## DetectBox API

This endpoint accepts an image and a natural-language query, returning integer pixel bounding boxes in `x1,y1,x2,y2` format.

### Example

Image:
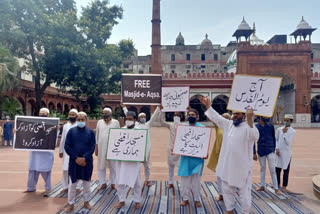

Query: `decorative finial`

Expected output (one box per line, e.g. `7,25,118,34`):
205,33,208,39
302,16,304,21
253,22,256,35
243,16,245,22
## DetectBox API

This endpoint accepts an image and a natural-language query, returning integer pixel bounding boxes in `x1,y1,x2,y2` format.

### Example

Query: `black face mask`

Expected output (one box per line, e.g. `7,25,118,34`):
69,117,76,123
40,115,48,117
188,116,196,124
103,114,111,119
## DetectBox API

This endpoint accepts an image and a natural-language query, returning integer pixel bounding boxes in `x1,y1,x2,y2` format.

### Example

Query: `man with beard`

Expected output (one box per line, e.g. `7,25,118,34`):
200,96,259,214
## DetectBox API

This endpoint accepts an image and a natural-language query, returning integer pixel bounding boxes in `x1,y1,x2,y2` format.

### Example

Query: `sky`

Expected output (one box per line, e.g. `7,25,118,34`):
76,0,320,56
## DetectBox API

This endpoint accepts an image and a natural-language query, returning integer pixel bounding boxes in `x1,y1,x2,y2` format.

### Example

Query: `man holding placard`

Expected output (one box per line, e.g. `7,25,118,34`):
159,105,184,189
58,109,78,194
177,109,206,208
121,103,160,187
201,96,259,214
95,107,120,191
114,111,143,209
64,112,96,213
24,108,56,196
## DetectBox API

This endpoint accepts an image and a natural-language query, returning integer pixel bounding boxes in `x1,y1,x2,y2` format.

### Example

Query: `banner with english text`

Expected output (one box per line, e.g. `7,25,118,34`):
121,74,162,105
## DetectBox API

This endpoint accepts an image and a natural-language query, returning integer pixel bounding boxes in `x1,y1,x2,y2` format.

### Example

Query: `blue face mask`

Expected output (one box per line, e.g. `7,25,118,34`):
77,121,86,128
188,116,196,124
285,122,291,127
233,118,242,127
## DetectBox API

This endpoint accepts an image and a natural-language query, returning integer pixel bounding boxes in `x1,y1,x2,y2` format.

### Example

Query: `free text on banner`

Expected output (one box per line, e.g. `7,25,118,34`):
13,116,59,151
172,125,212,158
161,86,190,112
106,128,148,162
227,74,282,117
121,74,162,105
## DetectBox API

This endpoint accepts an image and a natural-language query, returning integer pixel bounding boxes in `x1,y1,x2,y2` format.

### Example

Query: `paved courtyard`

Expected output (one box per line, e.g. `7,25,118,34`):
0,127,319,213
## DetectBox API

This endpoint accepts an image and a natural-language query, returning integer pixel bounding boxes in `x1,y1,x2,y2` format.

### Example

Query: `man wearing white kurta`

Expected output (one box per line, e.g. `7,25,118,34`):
59,109,78,193
95,107,120,191
122,105,160,186
24,108,57,196
159,108,182,188
275,114,296,193
200,96,259,214
115,111,142,209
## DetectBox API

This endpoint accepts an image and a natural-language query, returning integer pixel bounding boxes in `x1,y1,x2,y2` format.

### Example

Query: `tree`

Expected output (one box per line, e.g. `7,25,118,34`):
0,45,20,94
0,0,78,115
1,97,24,118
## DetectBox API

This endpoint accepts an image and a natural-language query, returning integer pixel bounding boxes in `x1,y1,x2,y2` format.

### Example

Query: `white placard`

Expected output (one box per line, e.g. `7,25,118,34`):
227,75,282,117
106,128,148,162
161,87,190,112
172,125,212,158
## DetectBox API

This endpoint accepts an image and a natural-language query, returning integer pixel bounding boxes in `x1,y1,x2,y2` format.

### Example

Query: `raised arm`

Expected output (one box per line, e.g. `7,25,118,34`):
201,96,229,129
159,111,170,129
147,106,160,127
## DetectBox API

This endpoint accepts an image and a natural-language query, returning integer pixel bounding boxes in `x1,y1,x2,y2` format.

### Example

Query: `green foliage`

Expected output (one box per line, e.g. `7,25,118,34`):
0,0,135,115
1,97,24,118
0,45,20,93
49,110,68,120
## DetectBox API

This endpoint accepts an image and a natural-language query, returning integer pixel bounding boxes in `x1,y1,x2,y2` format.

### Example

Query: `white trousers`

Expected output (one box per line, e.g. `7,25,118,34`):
217,176,222,195
116,175,142,203
168,164,175,184
258,152,279,190
27,170,51,191
143,154,151,181
98,166,116,185
180,173,201,201
62,170,82,190
4,140,12,146
221,172,252,214
68,180,91,205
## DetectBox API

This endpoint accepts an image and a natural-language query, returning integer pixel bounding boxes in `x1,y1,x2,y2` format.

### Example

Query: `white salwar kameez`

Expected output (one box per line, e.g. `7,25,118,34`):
159,112,180,184
59,122,77,190
123,107,160,181
96,119,120,186
275,126,296,170
115,126,143,203
205,107,259,213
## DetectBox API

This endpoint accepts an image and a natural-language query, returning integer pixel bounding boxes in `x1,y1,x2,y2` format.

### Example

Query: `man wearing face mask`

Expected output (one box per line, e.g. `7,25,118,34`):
95,107,120,191
24,108,57,196
58,109,78,194
178,109,206,208
64,112,96,213
115,111,143,209
253,116,280,195
121,103,160,187
200,96,259,214
159,105,184,188
275,114,296,193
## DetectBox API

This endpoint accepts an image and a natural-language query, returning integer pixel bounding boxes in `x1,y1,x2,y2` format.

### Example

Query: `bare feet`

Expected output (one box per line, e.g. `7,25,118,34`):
84,201,92,210
146,181,153,187
135,202,142,209
97,183,107,191
282,186,288,193
23,190,36,193
64,204,74,213
166,184,174,189
215,195,223,201
111,184,116,189
275,189,281,195
255,186,265,191
60,189,68,194
195,201,202,208
225,210,234,214
180,200,189,207
116,201,125,209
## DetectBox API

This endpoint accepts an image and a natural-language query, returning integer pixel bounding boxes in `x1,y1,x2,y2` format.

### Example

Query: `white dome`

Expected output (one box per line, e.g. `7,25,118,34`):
297,16,312,29
237,17,251,30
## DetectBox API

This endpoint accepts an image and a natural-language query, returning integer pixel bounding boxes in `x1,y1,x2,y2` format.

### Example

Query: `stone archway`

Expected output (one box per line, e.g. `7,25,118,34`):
212,95,229,115
48,102,55,112
189,95,206,121
64,104,69,114
311,95,320,122
57,103,63,113
41,101,47,108
17,97,26,115
26,99,36,116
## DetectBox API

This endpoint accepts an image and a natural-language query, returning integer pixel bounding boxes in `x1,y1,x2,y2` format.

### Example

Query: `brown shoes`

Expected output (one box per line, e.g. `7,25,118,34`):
84,201,92,210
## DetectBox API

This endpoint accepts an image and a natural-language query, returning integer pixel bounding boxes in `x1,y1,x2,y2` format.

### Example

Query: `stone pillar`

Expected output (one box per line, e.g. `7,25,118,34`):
151,0,161,74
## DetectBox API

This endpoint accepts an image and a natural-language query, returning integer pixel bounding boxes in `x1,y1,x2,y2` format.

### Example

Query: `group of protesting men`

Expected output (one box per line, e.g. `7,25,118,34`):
21,95,296,214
